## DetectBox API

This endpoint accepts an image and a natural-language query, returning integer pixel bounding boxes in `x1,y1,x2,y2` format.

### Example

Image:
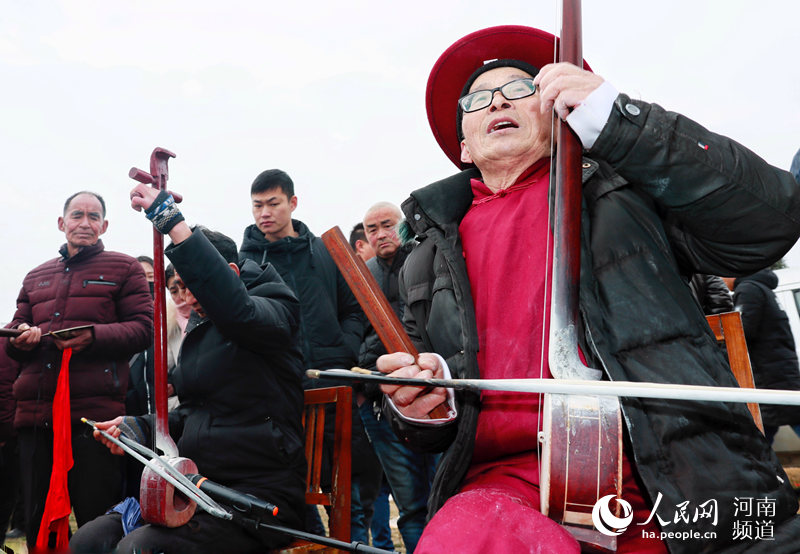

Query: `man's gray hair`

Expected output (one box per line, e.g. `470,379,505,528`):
363,201,403,223
63,191,107,218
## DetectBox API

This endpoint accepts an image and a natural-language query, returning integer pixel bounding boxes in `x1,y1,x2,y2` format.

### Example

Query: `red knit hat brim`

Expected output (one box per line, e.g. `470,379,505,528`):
425,25,591,168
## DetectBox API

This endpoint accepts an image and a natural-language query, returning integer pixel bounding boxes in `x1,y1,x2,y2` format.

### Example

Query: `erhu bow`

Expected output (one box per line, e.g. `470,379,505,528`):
307,369,800,406
129,148,199,527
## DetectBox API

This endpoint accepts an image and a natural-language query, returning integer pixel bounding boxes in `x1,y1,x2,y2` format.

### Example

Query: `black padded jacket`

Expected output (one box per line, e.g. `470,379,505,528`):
239,220,363,374
137,230,306,535
734,269,800,427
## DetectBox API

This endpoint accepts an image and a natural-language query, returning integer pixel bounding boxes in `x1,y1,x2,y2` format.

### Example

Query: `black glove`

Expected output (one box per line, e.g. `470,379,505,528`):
145,190,185,234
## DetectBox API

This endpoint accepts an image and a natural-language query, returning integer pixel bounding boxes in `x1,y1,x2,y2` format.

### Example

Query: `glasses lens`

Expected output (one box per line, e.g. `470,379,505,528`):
501,79,536,100
460,90,492,113
459,79,536,113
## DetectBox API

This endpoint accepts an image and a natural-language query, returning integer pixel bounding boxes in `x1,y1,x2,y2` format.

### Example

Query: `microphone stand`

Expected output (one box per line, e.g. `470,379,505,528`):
193,476,396,554
239,516,395,554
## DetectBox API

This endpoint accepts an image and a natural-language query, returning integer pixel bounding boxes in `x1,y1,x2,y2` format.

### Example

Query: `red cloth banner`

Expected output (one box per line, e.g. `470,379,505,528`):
35,347,74,551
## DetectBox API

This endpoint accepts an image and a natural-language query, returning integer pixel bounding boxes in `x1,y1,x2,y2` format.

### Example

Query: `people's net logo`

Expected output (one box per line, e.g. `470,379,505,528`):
591,494,634,536
590,492,778,543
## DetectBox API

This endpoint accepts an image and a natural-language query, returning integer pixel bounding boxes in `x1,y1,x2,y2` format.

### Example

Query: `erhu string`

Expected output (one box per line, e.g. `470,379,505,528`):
536,2,563,481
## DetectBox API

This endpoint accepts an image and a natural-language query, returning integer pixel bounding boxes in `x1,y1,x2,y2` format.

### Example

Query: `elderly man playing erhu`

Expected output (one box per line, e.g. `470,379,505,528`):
377,25,800,553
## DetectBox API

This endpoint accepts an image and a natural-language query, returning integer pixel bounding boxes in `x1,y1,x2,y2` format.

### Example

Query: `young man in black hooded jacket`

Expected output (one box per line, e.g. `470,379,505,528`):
240,169,380,542
726,269,800,442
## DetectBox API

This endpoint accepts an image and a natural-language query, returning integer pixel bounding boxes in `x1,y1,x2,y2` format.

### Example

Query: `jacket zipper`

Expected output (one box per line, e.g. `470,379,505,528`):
111,361,120,390
83,279,117,287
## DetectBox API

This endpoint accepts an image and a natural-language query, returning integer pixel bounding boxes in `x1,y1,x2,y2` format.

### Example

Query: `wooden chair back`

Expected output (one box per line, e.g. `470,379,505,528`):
274,386,352,553
706,312,764,432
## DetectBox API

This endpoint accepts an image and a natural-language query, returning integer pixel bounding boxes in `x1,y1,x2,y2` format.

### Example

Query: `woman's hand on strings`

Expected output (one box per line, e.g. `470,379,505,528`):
377,352,448,419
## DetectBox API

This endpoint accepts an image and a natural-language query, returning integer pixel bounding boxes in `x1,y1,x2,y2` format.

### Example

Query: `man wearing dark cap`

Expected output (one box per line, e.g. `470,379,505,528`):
377,25,800,553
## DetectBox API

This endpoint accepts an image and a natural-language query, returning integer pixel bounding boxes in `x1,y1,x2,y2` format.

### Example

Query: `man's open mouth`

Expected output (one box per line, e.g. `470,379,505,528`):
488,120,518,134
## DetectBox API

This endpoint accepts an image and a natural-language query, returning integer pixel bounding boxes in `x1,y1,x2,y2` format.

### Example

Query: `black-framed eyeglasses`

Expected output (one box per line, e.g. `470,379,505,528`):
458,78,537,113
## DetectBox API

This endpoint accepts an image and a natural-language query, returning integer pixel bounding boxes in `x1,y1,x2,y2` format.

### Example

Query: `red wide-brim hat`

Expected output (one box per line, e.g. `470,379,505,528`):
426,25,591,168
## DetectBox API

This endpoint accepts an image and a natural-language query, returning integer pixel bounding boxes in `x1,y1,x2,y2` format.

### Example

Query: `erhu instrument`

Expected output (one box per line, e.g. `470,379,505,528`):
128,147,198,527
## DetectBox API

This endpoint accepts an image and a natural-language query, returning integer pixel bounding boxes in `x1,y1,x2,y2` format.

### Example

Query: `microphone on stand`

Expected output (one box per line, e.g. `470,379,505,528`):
186,474,279,517
188,473,396,553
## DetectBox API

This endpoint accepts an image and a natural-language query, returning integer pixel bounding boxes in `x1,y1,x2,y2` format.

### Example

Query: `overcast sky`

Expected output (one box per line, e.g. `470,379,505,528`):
1,1,799,322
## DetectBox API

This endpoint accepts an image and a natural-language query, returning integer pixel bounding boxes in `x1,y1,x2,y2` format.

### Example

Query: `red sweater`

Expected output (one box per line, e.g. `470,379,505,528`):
457,163,665,552
459,159,552,466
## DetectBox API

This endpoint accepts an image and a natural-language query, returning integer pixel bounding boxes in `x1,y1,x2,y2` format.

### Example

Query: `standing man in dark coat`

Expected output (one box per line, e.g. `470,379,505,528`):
377,25,800,553
70,185,306,553
726,269,800,441
358,201,436,553
240,169,363,375
239,169,374,541
7,191,152,548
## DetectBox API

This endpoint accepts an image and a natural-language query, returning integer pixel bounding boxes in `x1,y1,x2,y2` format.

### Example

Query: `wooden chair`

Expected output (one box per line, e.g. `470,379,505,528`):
274,386,352,553
706,312,764,432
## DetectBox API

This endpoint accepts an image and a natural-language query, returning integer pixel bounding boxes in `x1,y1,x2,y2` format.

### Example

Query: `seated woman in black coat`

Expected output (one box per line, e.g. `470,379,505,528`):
70,186,306,554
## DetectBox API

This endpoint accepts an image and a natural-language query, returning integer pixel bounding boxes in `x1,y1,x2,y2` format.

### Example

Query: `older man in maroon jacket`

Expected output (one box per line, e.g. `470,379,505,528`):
7,191,152,549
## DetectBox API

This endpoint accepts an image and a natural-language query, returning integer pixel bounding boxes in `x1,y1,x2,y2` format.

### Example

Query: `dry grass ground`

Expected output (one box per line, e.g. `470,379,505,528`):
2,515,77,554
2,532,25,554
316,496,405,553
388,498,404,553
